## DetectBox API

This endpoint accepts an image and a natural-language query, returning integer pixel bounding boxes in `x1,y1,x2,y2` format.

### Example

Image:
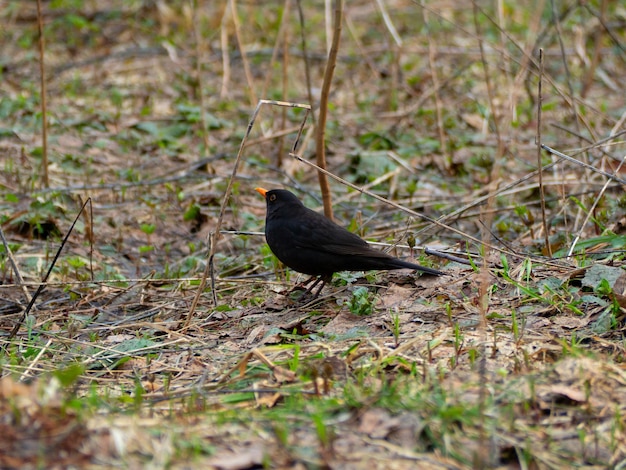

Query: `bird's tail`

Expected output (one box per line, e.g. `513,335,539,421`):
390,259,444,276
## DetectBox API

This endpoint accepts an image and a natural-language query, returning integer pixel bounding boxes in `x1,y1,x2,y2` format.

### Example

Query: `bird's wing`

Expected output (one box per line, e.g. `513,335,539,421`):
285,207,381,255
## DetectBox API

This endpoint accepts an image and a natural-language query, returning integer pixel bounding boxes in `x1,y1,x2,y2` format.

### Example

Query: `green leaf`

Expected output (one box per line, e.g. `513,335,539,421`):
53,363,85,387
582,265,623,290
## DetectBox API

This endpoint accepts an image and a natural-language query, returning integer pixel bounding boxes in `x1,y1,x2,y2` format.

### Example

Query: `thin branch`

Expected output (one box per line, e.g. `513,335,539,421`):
7,198,93,340
375,0,402,47
230,0,257,105
193,0,211,158
219,2,231,97
183,100,311,326
278,0,291,167
537,49,551,257
567,156,626,257
36,0,49,188
541,145,626,186
421,3,449,169
0,227,31,304
316,0,343,219
296,0,316,124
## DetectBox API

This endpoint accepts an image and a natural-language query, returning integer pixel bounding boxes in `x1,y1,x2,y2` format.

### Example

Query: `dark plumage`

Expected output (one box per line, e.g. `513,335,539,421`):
256,188,442,296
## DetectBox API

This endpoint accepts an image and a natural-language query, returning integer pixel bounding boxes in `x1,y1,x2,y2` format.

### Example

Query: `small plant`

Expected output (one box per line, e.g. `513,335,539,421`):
515,205,535,238
311,411,334,457
445,302,453,327
348,287,375,316
510,313,521,343
451,323,463,369
390,310,401,347
139,223,156,254
66,255,88,280
174,435,216,459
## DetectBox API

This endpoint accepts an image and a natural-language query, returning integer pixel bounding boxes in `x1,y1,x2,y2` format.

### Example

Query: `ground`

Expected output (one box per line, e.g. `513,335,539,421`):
0,1,625,469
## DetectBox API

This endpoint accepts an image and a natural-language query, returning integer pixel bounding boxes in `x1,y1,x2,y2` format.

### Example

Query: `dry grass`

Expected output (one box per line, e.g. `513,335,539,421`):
0,1,625,468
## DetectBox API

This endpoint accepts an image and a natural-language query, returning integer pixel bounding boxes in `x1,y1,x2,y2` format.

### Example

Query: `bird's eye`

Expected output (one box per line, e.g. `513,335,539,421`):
269,194,276,202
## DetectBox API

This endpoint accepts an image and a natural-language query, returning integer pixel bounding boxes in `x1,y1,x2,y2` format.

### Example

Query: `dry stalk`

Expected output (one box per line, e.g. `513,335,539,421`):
219,2,231,97
230,0,257,105
0,227,31,304
7,199,93,340
193,0,211,157
374,0,402,47
580,0,607,97
472,1,509,463
316,0,343,219
260,0,292,101
567,156,626,257
542,145,626,186
36,0,49,188
344,13,379,78
183,100,311,327
537,49,551,256
420,3,449,170
550,0,593,238
278,0,292,167
296,0,316,124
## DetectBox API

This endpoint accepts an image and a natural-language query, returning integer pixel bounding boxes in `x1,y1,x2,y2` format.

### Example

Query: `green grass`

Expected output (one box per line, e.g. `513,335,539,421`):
0,0,625,467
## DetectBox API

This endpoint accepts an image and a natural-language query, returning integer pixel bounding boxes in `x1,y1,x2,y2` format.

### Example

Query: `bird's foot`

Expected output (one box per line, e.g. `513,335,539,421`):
283,275,329,301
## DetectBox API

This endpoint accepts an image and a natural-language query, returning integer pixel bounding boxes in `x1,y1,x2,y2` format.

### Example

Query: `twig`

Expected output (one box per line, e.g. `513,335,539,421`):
296,0,316,124
567,156,626,257
423,248,474,266
36,0,49,188
0,227,31,304
420,3,449,169
84,196,94,280
230,0,257,105
316,0,343,219
219,2,231,97
193,0,211,158
536,49,551,257
7,198,93,341
278,0,292,167
375,0,402,46
551,0,584,142
260,0,292,102
580,0,607,97
472,3,500,465
183,100,311,327
19,338,53,382
541,145,626,186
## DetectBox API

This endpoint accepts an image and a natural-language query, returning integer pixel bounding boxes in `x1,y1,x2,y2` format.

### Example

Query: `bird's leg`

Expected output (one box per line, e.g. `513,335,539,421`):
305,274,332,299
284,275,330,300
289,275,318,293
301,276,324,298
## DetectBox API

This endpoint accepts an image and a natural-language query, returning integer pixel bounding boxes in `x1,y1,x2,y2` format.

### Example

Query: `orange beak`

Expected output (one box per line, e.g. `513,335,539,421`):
255,187,268,198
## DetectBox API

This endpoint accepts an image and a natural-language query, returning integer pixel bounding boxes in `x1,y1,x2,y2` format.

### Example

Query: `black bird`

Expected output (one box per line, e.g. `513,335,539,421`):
256,188,443,296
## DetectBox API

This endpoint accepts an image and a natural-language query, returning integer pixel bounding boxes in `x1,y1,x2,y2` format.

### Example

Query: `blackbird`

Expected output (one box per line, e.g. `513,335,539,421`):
256,188,443,296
